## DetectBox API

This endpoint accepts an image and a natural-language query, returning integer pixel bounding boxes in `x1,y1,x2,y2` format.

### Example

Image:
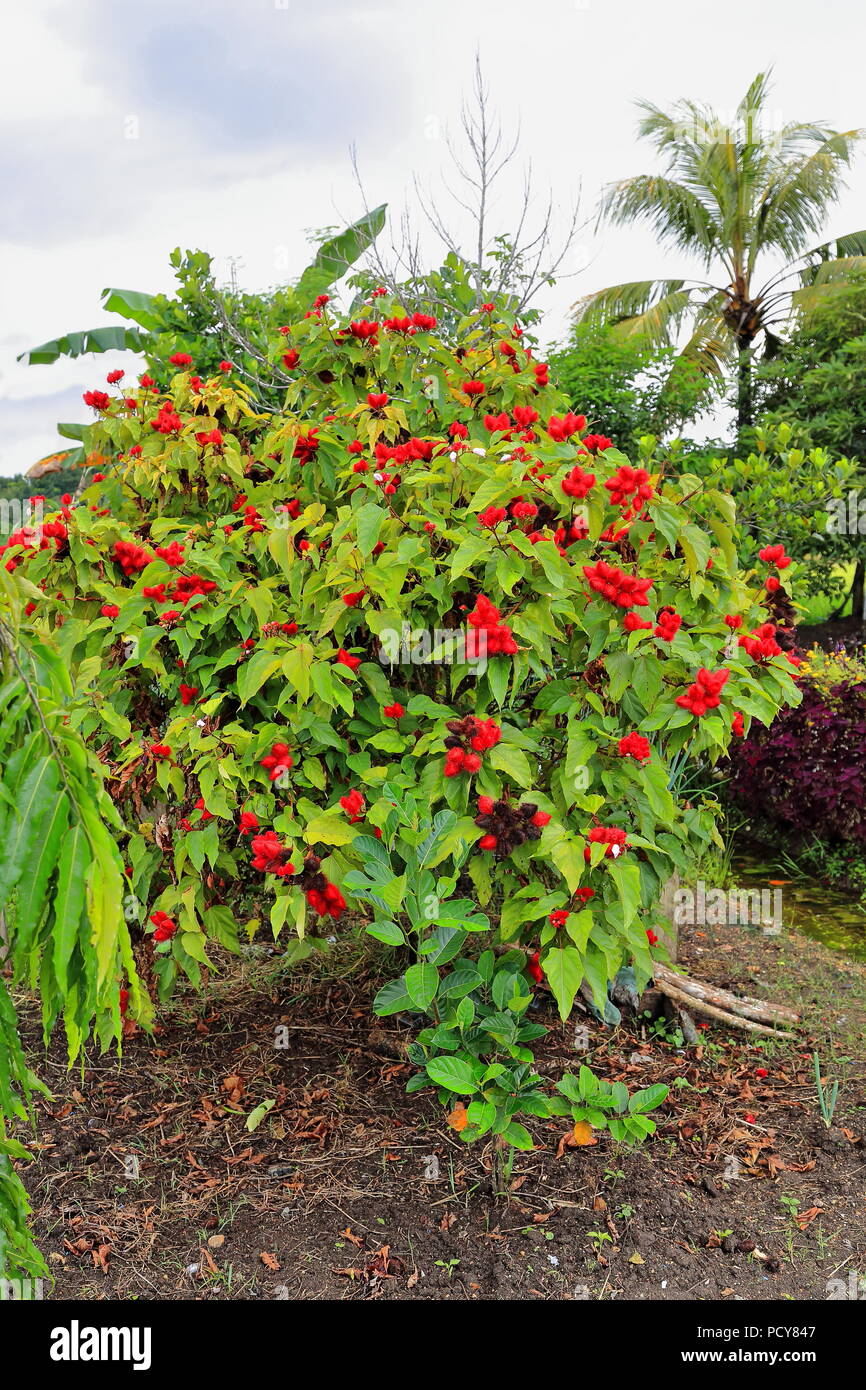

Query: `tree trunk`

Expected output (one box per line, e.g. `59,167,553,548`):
829,558,866,622
736,342,753,433
851,558,865,622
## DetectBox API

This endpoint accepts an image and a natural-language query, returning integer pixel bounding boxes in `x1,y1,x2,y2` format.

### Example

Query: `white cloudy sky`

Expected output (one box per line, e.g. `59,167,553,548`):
3,0,866,476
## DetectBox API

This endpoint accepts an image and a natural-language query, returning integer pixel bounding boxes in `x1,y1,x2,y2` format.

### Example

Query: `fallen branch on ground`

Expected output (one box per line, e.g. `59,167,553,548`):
653,975,795,1039
653,963,799,1026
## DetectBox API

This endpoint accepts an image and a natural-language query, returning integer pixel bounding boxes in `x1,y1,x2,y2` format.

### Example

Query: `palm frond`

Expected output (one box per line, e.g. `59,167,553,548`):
599,175,720,259
737,71,772,129
753,133,863,265
572,279,695,353
804,230,866,264
674,295,735,379
791,256,866,319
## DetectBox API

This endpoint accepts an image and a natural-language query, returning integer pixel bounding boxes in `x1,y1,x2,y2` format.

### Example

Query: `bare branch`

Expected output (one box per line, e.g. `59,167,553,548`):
352,51,582,315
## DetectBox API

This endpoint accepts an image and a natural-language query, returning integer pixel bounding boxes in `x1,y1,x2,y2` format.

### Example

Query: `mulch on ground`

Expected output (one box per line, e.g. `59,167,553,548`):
13,912,866,1301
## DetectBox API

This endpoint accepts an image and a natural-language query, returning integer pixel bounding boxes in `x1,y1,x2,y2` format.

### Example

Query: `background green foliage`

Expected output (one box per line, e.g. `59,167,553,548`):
551,322,715,450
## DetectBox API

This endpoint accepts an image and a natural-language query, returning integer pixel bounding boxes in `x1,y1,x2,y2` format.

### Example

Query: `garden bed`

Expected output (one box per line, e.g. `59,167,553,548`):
13,911,866,1303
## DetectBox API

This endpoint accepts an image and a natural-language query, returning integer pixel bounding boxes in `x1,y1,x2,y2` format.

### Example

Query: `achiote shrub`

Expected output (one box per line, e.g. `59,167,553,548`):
5,291,802,1133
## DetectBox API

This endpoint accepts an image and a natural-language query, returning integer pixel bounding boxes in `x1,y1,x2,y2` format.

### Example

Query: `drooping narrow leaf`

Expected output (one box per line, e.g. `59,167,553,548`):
52,825,89,994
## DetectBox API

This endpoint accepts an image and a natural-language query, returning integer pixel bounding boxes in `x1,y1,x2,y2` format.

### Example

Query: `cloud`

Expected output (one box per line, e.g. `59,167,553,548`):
3,0,866,475
0,0,402,247
0,385,87,478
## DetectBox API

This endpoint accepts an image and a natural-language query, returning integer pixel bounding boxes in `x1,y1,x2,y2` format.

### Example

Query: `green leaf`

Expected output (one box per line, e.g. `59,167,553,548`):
608,857,642,930
679,523,711,579
100,286,161,329
0,756,60,908
355,502,386,556
366,919,405,945
417,809,458,866
606,650,634,701
373,977,412,1016
543,946,584,1021
18,324,150,365
439,965,482,999
629,1083,669,1114
283,644,313,703
53,825,89,994
13,794,69,952
295,205,387,300
236,651,282,706
405,962,439,1010
303,814,358,847
503,1121,534,1150
246,1099,276,1132
489,744,533,788
426,1056,478,1094
449,532,490,580
466,1099,496,1134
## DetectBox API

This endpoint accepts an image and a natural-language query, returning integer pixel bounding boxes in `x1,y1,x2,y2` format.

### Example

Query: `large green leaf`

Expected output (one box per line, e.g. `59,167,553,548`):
18,325,150,365
294,205,387,301
100,286,161,330
405,962,439,1010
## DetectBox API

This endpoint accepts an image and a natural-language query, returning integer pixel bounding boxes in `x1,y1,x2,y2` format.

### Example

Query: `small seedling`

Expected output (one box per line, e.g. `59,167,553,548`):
813,1052,839,1128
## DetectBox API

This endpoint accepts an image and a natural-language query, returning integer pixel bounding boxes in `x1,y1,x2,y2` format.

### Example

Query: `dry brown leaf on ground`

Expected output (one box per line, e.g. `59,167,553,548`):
795,1206,823,1230
222,1074,246,1102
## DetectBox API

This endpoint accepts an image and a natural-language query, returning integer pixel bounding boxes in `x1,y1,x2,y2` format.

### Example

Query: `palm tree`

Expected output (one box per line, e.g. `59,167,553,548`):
575,73,866,431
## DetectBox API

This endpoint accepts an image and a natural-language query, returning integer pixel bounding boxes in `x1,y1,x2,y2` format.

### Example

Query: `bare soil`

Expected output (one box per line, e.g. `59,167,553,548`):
13,913,866,1302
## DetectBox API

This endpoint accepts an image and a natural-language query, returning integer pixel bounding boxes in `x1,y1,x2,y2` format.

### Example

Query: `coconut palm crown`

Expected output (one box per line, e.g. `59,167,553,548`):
575,73,866,429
